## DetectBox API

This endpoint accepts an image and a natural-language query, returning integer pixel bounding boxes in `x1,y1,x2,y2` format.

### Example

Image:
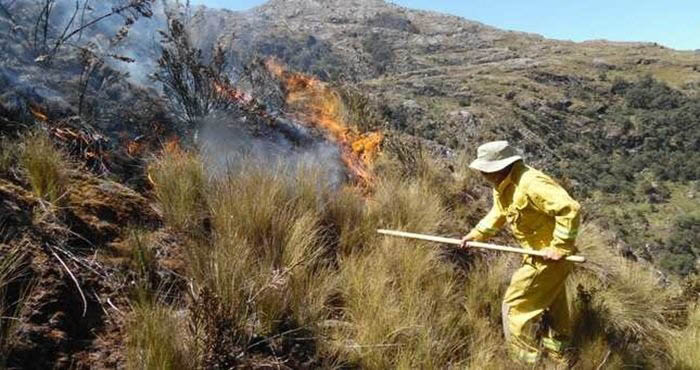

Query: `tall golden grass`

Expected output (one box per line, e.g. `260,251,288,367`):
126,298,194,370
672,304,700,369
0,247,31,367
149,150,206,232
132,148,698,369
569,223,684,368
20,131,68,203
0,137,17,175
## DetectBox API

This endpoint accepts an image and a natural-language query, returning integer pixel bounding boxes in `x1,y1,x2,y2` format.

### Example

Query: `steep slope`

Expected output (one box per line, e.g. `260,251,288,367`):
186,0,700,168
184,0,700,273
1,1,700,368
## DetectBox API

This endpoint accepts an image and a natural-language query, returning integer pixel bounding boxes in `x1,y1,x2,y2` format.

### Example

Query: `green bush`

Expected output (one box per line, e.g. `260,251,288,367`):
660,215,700,275
620,75,682,110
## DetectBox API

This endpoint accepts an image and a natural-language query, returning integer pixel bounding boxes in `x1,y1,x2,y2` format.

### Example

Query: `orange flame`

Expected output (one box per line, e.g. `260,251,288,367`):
146,136,184,188
264,59,383,187
30,106,48,121
126,140,145,157
163,135,182,156
213,82,254,106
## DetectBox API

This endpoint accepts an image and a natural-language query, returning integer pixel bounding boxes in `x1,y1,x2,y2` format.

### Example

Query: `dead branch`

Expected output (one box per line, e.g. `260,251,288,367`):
153,11,242,130
106,298,123,315
33,0,154,65
596,350,612,370
48,244,87,317
0,1,15,23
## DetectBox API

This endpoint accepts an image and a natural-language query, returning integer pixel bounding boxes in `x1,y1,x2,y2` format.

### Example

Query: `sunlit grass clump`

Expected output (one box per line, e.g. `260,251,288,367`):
126,298,193,370
0,247,33,367
671,304,700,369
149,150,206,232
21,131,68,203
132,148,699,368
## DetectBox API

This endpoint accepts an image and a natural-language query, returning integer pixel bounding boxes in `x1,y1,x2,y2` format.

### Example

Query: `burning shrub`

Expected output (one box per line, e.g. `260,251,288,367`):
265,59,384,187
20,130,68,203
154,16,238,129
251,34,348,82
337,86,386,133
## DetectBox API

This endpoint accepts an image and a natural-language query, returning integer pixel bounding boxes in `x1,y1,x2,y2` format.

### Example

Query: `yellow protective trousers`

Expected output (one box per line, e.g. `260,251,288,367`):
502,258,573,364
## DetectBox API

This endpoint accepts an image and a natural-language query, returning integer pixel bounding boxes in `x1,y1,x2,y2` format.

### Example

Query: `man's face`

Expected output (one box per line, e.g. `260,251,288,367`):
480,169,507,187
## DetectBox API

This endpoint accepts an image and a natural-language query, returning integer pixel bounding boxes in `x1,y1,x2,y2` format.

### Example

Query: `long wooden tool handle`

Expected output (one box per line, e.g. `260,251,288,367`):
377,229,586,263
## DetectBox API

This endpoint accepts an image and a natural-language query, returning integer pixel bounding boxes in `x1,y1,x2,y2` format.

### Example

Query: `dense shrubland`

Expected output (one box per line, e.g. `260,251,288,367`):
485,75,700,276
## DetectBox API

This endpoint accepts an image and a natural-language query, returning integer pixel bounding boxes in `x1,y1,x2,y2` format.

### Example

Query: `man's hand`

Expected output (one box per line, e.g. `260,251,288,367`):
461,230,485,248
460,235,472,249
542,247,563,261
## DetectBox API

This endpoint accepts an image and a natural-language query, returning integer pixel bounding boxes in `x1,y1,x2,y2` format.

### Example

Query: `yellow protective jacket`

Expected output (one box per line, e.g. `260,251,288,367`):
472,162,581,256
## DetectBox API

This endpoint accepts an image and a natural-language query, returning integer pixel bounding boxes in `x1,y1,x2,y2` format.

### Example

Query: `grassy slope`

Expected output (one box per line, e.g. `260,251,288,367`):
2,1,699,367
120,146,699,369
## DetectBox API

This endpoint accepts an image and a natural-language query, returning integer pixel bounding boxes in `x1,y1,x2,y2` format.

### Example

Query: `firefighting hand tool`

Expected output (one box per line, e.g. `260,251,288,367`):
377,229,586,263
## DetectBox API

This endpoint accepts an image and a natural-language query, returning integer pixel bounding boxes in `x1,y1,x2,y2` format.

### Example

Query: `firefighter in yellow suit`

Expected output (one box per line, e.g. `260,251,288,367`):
462,141,580,366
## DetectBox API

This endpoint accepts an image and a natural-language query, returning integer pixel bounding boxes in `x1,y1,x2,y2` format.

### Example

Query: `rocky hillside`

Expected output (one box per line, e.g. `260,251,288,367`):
184,0,700,273
1,1,699,368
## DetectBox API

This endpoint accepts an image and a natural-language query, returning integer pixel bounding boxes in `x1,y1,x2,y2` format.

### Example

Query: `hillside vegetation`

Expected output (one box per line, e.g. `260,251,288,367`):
124,146,697,369
190,0,700,276
0,0,699,368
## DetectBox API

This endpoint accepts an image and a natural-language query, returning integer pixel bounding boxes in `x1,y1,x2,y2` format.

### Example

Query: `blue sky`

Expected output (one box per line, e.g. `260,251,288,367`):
190,0,700,50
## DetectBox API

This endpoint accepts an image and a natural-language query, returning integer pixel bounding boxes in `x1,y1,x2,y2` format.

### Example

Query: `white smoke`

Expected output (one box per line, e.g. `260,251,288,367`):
196,113,347,188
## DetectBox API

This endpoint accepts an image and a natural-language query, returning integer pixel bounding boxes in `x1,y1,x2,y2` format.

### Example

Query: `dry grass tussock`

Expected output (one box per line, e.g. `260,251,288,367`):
460,255,517,369
0,137,18,175
126,297,195,370
328,238,470,368
181,161,344,365
322,177,472,368
130,148,698,369
672,303,700,369
569,222,685,368
0,247,32,366
374,147,488,234
149,150,206,232
20,131,68,203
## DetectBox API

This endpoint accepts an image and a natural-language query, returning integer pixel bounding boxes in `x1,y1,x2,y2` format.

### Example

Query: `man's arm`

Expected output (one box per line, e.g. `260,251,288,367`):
462,191,506,246
526,174,581,258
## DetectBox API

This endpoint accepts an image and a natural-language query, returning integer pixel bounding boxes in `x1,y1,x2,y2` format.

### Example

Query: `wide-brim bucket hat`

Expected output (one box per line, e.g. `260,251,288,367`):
469,140,522,173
